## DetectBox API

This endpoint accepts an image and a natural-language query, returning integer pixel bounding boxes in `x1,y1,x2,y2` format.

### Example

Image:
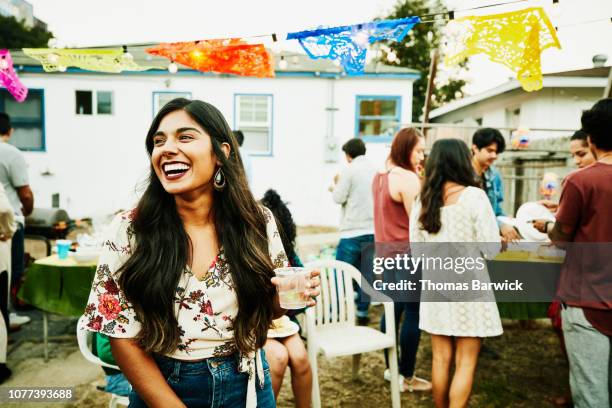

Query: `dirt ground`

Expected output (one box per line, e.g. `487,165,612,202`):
4,228,570,407
4,308,569,407
275,307,570,407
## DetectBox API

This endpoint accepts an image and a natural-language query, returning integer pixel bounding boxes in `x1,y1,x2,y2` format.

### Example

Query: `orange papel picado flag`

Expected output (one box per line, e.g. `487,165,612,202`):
146,38,274,78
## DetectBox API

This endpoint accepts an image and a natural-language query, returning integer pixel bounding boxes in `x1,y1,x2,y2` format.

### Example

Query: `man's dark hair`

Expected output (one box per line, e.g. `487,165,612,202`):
342,138,366,159
581,98,612,151
472,128,506,154
233,130,244,147
0,112,11,135
570,129,588,146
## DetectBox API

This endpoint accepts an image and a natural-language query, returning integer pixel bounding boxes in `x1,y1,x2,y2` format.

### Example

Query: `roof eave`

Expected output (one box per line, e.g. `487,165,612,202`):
430,76,608,119
17,65,420,79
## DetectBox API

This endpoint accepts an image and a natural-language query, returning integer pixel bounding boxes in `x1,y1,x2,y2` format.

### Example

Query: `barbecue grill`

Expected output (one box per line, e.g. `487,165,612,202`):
25,208,72,240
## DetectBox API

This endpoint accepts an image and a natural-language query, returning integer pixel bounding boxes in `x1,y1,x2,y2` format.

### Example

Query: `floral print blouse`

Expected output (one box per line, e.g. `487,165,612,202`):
81,206,288,361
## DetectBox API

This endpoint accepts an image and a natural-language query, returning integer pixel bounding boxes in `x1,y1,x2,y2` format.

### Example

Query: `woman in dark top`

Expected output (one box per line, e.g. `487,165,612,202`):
261,189,312,408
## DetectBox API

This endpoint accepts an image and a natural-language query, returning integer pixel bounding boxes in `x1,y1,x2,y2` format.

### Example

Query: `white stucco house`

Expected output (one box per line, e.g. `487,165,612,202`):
2,49,419,226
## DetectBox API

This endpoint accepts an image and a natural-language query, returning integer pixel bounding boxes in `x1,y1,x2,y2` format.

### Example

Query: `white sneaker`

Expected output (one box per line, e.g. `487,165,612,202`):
9,313,31,329
384,369,406,392
384,369,432,392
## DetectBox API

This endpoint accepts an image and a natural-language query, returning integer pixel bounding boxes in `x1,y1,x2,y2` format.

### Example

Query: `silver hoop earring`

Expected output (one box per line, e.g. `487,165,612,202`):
213,167,226,191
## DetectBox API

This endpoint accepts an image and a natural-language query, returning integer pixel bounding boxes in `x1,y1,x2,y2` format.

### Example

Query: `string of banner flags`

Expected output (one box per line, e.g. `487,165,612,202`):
0,1,609,103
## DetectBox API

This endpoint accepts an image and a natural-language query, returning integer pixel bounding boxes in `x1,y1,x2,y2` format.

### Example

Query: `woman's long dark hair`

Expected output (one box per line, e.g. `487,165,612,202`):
418,139,478,234
118,98,276,355
260,189,298,264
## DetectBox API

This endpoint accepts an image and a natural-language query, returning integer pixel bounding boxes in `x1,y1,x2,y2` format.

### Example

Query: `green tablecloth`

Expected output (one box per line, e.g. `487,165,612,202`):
18,255,96,317
490,250,563,320
496,302,550,319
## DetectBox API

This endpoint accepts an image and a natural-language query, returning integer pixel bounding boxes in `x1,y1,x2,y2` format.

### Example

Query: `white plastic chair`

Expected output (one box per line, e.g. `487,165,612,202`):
76,316,129,408
305,260,401,408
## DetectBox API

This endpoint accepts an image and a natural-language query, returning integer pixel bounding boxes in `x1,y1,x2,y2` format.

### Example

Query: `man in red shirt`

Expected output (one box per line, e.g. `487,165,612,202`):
548,98,612,408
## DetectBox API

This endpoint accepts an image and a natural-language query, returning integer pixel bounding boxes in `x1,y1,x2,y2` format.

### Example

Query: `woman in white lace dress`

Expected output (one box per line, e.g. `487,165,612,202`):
410,139,502,408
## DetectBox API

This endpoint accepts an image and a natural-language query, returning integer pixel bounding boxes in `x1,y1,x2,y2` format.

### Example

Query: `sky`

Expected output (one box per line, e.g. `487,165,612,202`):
25,0,612,94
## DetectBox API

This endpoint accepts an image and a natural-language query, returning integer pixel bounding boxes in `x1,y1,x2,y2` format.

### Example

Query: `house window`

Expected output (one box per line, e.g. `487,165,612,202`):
76,90,113,115
152,91,191,116
356,96,401,140
0,89,45,151
234,94,273,155
97,91,113,114
76,90,92,115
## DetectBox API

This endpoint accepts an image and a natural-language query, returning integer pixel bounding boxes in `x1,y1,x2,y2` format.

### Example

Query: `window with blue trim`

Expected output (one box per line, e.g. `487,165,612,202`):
355,96,401,139
234,94,272,155
0,89,45,151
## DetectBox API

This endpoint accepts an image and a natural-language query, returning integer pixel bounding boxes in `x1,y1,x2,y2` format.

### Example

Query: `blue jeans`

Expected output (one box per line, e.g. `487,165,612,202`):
128,353,275,408
106,373,131,397
381,302,421,378
335,234,374,318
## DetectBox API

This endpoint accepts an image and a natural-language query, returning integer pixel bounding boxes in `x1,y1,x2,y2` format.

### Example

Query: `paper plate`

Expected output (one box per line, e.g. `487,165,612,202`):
515,202,556,242
535,245,565,262
72,250,100,263
498,202,556,243
267,316,300,339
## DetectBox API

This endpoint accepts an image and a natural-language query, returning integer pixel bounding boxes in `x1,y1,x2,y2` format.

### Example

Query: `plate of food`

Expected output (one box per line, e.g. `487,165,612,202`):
267,315,300,339
72,247,101,263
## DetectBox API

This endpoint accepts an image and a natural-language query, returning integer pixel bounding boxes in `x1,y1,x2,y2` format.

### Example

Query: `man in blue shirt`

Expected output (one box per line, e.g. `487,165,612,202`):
471,128,520,243
470,128,520,361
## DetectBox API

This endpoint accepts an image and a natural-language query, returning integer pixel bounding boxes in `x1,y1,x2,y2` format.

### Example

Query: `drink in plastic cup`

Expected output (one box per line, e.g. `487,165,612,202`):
274,267,310,309
56,239,72,260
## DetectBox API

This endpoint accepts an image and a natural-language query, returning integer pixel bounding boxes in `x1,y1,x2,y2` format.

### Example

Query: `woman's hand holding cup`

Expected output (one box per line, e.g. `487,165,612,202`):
271,267,320,309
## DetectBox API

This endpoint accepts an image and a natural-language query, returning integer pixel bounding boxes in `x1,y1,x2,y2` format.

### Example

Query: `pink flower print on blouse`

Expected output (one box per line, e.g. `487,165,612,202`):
98,293,123,320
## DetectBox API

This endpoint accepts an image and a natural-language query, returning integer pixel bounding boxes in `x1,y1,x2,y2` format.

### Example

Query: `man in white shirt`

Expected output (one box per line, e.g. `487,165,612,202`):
330,138,376,325
0,113,34,328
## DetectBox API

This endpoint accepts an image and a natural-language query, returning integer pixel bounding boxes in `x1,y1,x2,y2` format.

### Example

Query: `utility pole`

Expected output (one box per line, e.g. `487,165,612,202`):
421,48,439,137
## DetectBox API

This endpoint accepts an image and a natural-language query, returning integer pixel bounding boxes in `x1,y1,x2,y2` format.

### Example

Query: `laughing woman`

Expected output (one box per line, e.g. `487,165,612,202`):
81,98,320,408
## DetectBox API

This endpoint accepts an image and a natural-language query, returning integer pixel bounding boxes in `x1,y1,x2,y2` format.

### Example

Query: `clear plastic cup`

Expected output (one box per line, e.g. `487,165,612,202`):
56,239,72,260
274,267,310,309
